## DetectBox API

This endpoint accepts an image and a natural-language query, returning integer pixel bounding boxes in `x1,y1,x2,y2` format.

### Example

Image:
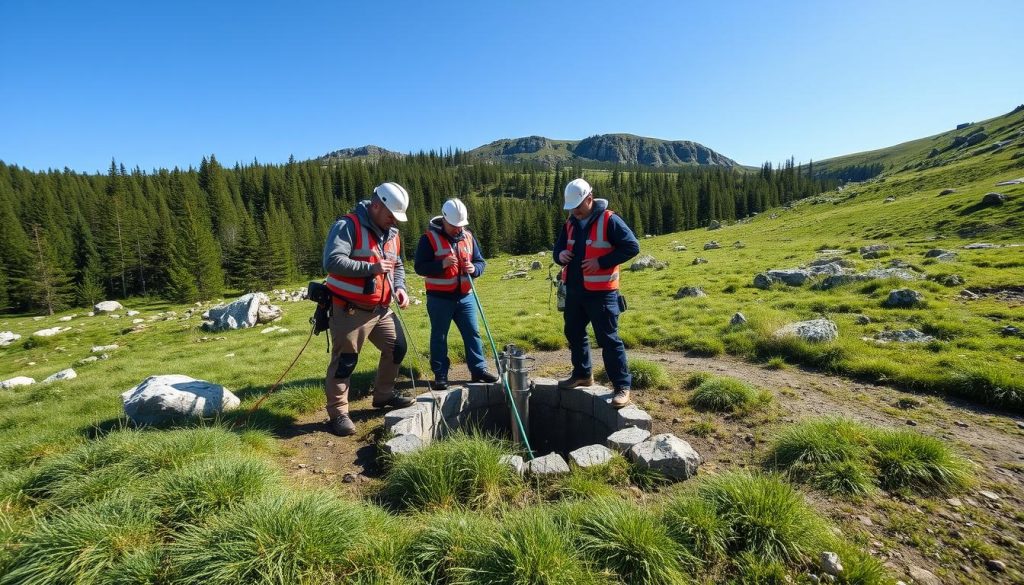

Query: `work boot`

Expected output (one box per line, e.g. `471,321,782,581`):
557,373,594,390
372,393,416,409
611,387,631,409
471,370,500,383
328,414,356,437
431,379,449,391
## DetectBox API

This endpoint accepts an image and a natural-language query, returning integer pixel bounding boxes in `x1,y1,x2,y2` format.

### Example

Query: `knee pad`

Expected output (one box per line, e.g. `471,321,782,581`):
391,314,408,364
334,353,359,379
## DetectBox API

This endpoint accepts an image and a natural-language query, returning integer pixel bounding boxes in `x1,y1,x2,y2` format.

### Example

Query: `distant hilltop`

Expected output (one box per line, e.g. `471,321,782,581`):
317,134,739,168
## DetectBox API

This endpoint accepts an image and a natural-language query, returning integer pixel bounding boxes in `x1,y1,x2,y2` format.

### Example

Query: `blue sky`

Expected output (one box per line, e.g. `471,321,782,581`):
2,0,1021,172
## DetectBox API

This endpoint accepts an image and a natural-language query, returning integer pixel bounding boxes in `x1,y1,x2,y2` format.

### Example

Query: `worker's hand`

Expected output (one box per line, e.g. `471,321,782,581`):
395,288,410,309
441,253,457,269
462,261,475,275
372,258,396,274
558,250,574,264
582,258,602,274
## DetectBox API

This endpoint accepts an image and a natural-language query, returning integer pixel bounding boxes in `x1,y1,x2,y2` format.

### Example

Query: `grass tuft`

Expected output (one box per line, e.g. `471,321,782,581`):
690,376,759,412
871,430,973,493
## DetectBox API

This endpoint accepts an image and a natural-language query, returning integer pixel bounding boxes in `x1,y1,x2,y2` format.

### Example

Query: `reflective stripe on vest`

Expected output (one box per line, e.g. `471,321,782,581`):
562,210,619,292
424,228,474,294
325,213,401,305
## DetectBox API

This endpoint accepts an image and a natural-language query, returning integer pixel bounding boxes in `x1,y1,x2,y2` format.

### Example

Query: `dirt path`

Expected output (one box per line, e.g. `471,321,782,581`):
277,349,1024,584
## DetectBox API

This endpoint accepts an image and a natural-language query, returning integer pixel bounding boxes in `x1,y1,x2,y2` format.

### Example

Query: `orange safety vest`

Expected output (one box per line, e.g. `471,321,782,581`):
325,213,401,306
424,228,474,294
561,209,620,291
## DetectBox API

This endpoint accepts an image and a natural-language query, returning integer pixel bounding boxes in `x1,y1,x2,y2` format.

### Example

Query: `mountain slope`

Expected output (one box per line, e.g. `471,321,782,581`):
469,133,739,167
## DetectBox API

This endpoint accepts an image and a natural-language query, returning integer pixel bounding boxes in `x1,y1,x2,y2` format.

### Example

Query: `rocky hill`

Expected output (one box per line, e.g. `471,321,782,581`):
317,145,404,163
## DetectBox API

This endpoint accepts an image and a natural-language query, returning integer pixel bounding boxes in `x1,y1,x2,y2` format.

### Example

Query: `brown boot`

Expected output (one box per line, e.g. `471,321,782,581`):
611,387,631,408
328,414,357,436
557,374,595,390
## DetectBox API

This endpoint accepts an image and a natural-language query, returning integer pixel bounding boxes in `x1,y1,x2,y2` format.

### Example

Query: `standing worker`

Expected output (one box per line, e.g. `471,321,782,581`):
321,182,416,437
553,178,640,408
414,198,499,390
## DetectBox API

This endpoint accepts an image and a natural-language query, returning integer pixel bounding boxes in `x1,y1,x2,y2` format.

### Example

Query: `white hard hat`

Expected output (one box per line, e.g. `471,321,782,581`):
563,178,593,210
373,182,409,222
441,198,469,227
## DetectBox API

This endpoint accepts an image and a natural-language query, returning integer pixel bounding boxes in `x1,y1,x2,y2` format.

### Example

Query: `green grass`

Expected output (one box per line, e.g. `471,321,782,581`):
690,376,761,412
766,417,974,495
380,430,522,511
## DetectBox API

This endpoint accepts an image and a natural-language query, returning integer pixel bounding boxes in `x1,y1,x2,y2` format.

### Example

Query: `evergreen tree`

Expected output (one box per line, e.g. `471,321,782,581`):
165,202,224,302
20,225,74,315
227,213,262,292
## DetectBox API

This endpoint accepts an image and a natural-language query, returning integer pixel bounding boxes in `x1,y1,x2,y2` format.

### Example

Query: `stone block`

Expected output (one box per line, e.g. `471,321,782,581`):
606,427,651,452
531,377,560,408
526,453,570,476
561,387,594,416
616,405,653,432
465,383,490,410
382,434,424,456
569,444,615,468
629,433,701,480
501,454,525,476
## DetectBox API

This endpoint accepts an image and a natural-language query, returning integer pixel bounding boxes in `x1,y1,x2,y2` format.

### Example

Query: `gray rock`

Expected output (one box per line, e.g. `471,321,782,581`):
939,188,957,195
730,312,747,326
924,249,952,258
986,560,1007,573
982,192,1006,205
121,374,240,425
202,293,278,331
774,319,839,343
733,241,746,248
500,454,525,476
530,260,542,270
1001,325,1021,337
256,303,283,324
703,241,721,250
94,301,124,313
859,244,889,255
938,274,964,287
629,434,701,480
1,376,35,389
884,197,896,203
753,273,775,289
963,243,996,249
77,356,100,365
767,269,811,286
33,326,71,337
630,255,667,271
884,289,924,308
92,344,119,353
384,403,432,440
674,286,707,299
691,257,708,265
909,566,941,585
126,310,140,317
58,315,73,322
526,453,570,475
874,329,935,343
606,427,651,452
855,314,871,325
382,434,424,456
673,245,687,251
820,552,843,576
708,220,721,230
960,289,980,300
43,368,77,383
569,444,616,467
616,405,653,431
0,331,21,346
805,262,847,277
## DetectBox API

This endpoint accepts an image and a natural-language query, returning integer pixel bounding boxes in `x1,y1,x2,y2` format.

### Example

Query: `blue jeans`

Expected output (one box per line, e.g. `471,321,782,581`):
563,292,632,389
426,294,488,381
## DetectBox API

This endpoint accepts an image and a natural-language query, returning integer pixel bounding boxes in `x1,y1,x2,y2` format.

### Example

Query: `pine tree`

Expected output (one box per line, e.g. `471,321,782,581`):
227,213,262,292
165,202,224,302
20,225,74,315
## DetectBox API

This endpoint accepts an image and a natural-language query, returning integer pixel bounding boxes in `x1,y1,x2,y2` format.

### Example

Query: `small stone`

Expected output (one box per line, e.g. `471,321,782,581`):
1017,421,1024,430
986,559,1007,573
954,420,968,428
730,312,747,326
297,463,308,469
909,566,941,585
820,551,843,576
906,419,917,426
946,497,963,507
857,515,873,526
342,473,357,483
979,490,1001,501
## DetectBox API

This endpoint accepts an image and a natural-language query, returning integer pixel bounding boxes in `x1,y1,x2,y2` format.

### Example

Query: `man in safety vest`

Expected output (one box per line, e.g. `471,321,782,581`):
414,198,499,390
321,182,415,436
553,178,640,408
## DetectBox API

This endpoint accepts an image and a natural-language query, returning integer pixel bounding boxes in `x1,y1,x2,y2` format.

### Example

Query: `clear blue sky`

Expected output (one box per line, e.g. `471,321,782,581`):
2,0,1021,172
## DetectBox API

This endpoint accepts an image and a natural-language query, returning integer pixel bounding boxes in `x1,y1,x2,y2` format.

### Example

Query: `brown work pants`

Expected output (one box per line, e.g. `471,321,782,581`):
325,304,402,418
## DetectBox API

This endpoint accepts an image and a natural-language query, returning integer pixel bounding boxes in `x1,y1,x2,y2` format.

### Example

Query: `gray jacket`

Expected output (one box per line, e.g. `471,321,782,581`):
322,200,406,291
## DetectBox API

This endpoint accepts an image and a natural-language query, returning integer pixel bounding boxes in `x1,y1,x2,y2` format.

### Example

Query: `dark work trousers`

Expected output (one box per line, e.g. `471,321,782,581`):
563,291,632,389
426,293,488,381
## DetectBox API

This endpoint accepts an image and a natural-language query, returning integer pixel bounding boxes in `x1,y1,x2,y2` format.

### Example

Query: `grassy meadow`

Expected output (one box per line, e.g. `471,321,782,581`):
1,107,1023,583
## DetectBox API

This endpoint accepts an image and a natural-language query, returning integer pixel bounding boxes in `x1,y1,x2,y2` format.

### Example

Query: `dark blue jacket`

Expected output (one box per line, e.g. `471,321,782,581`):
414,216,486,299
552,199,640,296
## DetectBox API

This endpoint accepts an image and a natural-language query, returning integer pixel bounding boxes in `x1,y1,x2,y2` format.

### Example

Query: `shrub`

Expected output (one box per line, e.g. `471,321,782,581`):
381,431,521,511
697,472,831,564
575,497,689,584
170,492,373,584
690,377,758,412
662,495,728,566
627,358,671,390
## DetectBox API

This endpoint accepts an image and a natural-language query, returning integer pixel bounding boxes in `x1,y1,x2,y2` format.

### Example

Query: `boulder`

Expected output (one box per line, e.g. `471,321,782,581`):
767,269,811,286
568,444,616,468
673,245,687,251
674,287,707,299
874,329,935,343
500,454,525,476
936,274,964,287
0,331,21,346
92,344,119,353
939,188,956,195
691,257,708,265
33,327,71,337
774,319,839,343
43,368,77,383
126,310,140,317
526,453,570,476
855,314,871,325
703,241,721,250
202,293,281,331
805,262,846,276
121,374,240,425
883,289,924,308
821,552,843,576
606,427,651,452
94,301,124,313
753,273,774,289
730,312,747,326
884,197,896,203
629,433,701,481
708,220,721,230
982,192,1006,205
808,256,854,268
732,241,746,248
1,376,36,389
963,243,996,249
859,244,889,255
530,260,542,270
629,255,667,271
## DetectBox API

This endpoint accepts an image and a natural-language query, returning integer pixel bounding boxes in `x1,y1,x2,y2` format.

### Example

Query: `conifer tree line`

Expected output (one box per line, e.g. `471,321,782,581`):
0,153,833,314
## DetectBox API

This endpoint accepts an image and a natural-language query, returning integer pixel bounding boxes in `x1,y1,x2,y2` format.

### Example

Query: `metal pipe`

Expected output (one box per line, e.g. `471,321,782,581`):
499,344,533,449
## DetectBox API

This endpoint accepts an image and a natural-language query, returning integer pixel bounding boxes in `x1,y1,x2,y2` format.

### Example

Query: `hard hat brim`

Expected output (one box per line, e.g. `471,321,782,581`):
392,210,408,222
